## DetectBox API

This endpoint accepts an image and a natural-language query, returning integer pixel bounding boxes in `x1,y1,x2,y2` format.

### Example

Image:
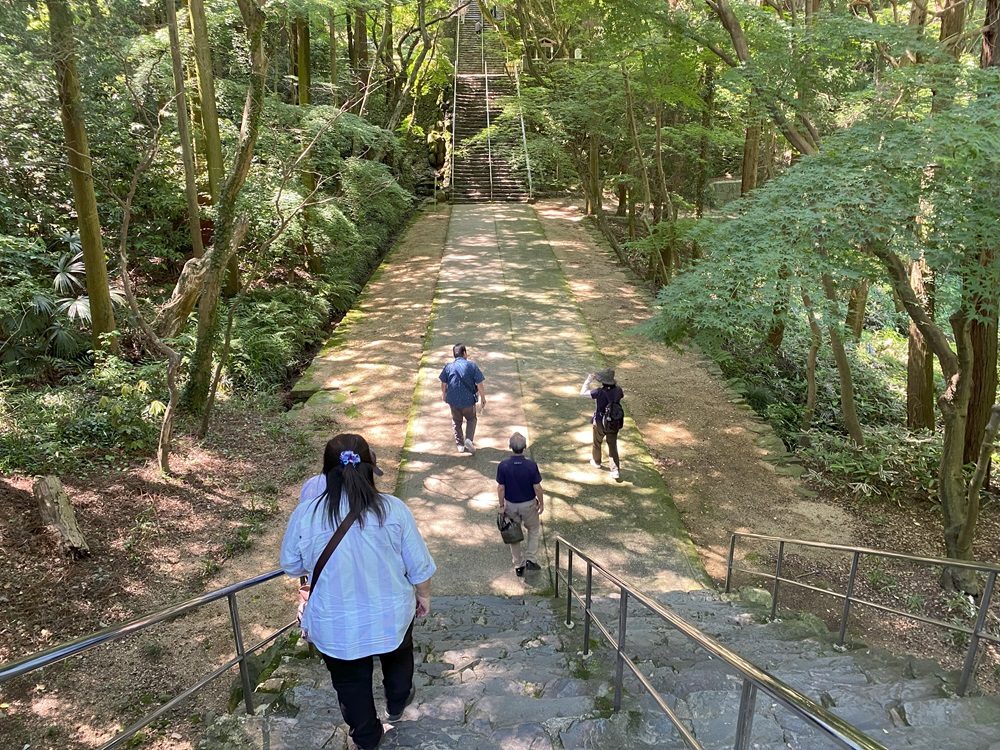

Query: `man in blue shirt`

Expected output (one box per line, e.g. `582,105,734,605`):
497,432,544,576
439,343,487,454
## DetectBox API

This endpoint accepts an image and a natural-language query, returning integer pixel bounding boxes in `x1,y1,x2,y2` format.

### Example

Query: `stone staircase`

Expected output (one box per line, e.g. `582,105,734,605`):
451,2,528,202
199,590,1000,750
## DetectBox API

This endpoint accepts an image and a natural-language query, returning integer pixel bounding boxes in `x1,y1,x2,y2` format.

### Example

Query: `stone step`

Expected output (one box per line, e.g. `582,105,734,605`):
200,587,1000,750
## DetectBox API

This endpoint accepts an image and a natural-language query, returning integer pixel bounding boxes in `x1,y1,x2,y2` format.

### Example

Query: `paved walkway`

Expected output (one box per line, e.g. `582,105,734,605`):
397,204,706,595
284,202,704,595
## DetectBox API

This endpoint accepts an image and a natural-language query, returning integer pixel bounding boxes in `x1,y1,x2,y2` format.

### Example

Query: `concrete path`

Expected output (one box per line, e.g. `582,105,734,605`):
398,204,706,595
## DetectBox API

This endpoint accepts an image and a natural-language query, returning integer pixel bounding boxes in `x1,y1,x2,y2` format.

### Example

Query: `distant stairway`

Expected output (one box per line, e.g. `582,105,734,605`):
450,2,529,202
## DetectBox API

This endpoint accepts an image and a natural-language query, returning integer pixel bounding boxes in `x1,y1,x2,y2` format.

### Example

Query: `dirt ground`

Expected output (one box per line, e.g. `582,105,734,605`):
2,200,998,750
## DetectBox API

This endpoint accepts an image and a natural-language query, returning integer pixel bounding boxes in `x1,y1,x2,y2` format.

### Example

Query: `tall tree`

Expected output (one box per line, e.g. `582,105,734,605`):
46,0,117,351
164,0,204,259
183,0,269,412
964,0,1000,473
189,0,239,297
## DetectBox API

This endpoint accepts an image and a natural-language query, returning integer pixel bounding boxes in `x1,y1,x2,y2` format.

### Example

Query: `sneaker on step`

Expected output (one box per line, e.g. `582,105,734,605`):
386,686,416,721
515,566,525,577
589,459,602,469
464,438,475,454
524,560,542,571
610,465,620,480
456,443,465,453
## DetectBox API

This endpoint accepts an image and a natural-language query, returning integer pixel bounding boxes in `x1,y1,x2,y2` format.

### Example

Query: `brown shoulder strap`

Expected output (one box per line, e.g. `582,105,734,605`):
310,510,358,589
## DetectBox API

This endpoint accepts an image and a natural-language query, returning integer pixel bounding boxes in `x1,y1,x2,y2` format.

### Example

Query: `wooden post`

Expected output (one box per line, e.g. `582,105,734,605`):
33,476,90,557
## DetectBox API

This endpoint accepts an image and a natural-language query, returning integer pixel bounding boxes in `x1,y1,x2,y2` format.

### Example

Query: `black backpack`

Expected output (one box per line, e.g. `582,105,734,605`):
601,398,625,432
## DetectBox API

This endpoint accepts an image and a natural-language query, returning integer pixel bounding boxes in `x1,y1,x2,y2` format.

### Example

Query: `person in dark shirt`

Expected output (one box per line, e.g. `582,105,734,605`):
496,432,544,577
581,368,625,479
439,343,487,454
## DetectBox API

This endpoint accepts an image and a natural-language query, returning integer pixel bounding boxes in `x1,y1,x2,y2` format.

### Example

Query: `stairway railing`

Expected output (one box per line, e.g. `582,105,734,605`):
0,569,293,750
449,6,461,196
481,20,494,201
726,532,1000,696
554,537,887,750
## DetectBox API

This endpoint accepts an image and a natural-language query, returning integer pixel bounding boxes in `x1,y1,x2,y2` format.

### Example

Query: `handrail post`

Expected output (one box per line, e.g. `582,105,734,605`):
770,541,784,622
837,551,861,647
582,562,593,656
228,593,255,715
565,548,574,627
613,588,629,711
725,533,738,593
555,539,561,598
733,679,758,750
958,569,996,696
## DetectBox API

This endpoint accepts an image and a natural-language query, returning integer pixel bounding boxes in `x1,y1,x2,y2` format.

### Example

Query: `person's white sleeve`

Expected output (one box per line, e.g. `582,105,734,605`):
280,504,308,577
580,375,594,396
398,504,436,585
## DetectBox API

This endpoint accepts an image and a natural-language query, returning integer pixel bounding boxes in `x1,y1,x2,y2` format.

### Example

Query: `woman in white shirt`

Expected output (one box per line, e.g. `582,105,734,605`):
281,434,435,750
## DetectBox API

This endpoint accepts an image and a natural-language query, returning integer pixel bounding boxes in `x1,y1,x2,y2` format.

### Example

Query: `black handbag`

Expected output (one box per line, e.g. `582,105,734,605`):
497,510,524,544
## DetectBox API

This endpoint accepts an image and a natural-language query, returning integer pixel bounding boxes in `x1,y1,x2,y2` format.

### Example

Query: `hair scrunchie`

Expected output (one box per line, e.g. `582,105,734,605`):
340,450,361,467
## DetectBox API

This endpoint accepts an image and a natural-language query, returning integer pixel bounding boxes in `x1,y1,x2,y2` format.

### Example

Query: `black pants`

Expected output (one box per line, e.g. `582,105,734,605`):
593,423,620,468
320,621,415,750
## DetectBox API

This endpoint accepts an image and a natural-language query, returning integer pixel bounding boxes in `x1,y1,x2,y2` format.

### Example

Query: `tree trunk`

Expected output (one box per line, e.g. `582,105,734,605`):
47,0,117,352
705,0,818,156
765,265,790,351
963,271,998,472
296,13,322,273
34,476,90,557
817,261,864,446
185,0,268,413
938,0,965,57
983,0,1000,67
741,101,760,195
385,0,433,131
844,279,870,339
957,404,1000,575
907,258,935,430
799,291,823,442
190,0,238,294
165,0,204,260
329,9,339,106
872,247,979,592
297,14,311,106
588,134,601,214
938,310,977,592
653,101,673,223
353,6,368,104
695,63,713,218
622,64,653,232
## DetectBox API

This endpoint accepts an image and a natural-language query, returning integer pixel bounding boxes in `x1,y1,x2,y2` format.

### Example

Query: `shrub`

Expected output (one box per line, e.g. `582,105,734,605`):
798,426,941,505
0,354,165,474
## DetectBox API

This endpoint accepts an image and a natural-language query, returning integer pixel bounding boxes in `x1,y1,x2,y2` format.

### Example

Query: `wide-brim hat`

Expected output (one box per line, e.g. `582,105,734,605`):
594,368,616,386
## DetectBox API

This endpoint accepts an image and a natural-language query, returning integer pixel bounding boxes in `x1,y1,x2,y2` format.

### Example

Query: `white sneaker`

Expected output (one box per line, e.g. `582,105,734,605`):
464,438,475,454
589,459,602,469
610,465,620,480
457,443,465,453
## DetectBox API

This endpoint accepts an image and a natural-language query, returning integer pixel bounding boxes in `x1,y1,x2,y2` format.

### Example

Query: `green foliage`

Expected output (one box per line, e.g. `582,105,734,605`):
0,235,105,378
799,427,941,504
224,288,331,391
0,354,165,474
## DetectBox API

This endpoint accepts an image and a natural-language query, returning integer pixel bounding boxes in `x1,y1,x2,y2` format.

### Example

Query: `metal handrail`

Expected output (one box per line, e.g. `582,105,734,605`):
481,19,494,201
554,537,887,750
726,532,1000,696
0,568,294,750
449,5,461,195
